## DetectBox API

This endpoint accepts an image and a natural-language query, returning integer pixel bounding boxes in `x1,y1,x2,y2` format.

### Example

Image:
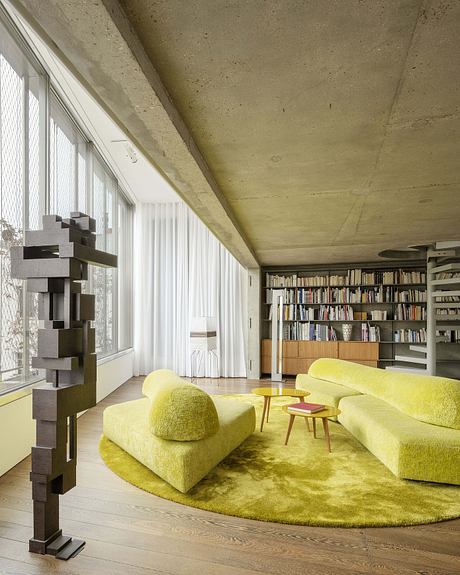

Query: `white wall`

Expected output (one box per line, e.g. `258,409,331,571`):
0,349,134,477
246,268,261,379
96,350,134,403
0,392,35,477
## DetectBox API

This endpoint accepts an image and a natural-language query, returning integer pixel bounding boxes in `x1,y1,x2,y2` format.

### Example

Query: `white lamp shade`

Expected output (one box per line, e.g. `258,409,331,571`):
190,317,217,351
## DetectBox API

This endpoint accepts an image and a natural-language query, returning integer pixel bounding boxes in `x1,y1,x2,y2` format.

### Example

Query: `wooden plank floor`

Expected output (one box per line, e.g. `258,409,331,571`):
1,377,459,575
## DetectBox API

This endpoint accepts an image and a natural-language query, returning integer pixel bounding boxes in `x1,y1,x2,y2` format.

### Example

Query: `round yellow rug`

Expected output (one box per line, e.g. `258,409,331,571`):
99,394,460,527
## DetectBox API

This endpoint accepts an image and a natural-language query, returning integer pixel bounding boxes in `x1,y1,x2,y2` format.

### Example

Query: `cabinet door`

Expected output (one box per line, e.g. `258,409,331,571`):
261,340,299,358
282,341,299,358
298,341,338,359
338,342,379,361
282,358,301,375
296,358,314,375
261,354,271,374
261,339,272,356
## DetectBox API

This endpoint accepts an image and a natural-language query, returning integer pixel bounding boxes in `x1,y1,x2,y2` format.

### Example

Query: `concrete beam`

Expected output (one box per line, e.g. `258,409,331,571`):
8,0,258,268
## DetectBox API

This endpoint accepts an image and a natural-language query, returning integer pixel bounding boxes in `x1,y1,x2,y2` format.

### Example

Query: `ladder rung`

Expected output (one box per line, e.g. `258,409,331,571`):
385,365,427,374
394,354,428,365
409,345,427,354
428,249,458,259
431,262,460,274
431,278,460,287
435,241,460,249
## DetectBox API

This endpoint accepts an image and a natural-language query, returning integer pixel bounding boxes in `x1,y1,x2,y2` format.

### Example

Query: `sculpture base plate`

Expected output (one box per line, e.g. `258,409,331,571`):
55,538,85,560
29,533,85,560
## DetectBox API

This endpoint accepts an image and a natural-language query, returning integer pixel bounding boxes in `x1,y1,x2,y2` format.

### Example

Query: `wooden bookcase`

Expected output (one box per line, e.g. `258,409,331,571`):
261,262,427,375
261,340,379,375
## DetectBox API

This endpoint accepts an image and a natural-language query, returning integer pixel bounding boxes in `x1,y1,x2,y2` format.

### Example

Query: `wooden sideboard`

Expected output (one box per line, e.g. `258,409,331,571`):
261,340,379,375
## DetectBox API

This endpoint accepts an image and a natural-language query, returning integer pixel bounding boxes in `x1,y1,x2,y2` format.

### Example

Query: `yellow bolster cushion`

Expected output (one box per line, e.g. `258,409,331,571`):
143,370,219,441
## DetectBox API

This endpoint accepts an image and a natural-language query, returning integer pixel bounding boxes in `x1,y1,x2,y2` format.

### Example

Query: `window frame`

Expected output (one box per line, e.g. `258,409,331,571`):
0,5,134,397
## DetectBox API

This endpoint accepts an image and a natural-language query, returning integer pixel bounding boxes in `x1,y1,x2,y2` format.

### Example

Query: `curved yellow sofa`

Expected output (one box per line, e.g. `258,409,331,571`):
103,370,255,493
296,359,460,485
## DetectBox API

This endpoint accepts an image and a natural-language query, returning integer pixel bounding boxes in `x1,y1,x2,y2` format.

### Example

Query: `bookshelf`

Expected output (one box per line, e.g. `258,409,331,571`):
261,262,428,375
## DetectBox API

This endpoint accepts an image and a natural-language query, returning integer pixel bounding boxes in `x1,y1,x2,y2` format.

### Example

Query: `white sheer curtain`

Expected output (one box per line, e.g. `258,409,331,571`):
133,202,247,377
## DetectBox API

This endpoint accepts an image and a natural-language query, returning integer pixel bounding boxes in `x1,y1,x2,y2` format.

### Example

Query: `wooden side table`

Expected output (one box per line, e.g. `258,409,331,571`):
251,387,310,432
282,405,341,453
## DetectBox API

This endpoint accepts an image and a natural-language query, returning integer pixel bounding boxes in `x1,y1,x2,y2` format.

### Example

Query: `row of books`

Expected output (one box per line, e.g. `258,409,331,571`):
298,306,316,321
436,329,460,342
436,272,460,280
369,310,388,321
266,274,298,287
435,296,460,303
361,324,381,342
269,304,297,321
266,270,427,288
395,289,427,302
269,305,427,321
267,286,427,304
394,329,427,343
393,328,460,343
317,305,354,321
436,309,460,316
394,304,427,321
283,323,338,341
281,322,383,341
298,287,394,304
266,289,297,304
266,274,330,287
352,269,426,285
329,275,349,286
330,287,394,304
271,305,356,321
297,287,330,303
353,311,388,321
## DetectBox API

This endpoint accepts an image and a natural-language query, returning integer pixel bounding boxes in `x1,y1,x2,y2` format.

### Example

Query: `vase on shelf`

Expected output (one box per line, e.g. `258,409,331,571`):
342,323,353,341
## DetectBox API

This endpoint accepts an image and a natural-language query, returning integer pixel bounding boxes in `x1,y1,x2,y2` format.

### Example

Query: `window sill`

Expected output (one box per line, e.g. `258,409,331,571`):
0,348,134,406
0,382,41,407
97,347,133,366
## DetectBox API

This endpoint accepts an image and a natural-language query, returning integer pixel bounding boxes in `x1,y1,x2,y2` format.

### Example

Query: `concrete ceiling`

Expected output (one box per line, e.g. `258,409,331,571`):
8,0,460,267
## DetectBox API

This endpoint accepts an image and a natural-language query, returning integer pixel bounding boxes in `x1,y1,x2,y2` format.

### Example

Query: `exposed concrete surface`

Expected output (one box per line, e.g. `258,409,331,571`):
7,0,258,268
9,0,460,266
117,0,460,265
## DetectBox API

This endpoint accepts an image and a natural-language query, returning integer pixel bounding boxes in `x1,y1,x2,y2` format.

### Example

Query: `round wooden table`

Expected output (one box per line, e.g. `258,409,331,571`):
282,404,341,453
251,387,310,432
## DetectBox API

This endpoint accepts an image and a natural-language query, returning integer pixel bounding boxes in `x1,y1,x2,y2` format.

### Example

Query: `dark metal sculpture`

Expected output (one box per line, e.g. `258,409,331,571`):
11,212,117,560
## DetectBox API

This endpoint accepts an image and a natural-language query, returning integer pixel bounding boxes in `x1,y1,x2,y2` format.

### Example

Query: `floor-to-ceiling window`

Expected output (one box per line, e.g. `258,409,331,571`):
92,152,117,356
118,194,133,351
49,91,87,216
0,8,133,396
0,13,44,393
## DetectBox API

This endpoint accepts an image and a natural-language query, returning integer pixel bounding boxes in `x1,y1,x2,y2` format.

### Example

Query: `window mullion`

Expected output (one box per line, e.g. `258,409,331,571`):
22,71,29,378
38,74,48,218
113,185,119,353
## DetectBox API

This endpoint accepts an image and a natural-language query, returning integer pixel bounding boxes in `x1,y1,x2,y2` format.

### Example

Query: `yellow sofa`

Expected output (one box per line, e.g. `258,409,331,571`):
296,359,460,485
103,370,255,493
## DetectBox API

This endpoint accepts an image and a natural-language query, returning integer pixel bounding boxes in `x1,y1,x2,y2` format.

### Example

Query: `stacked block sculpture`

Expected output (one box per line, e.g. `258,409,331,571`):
11,213,117,560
